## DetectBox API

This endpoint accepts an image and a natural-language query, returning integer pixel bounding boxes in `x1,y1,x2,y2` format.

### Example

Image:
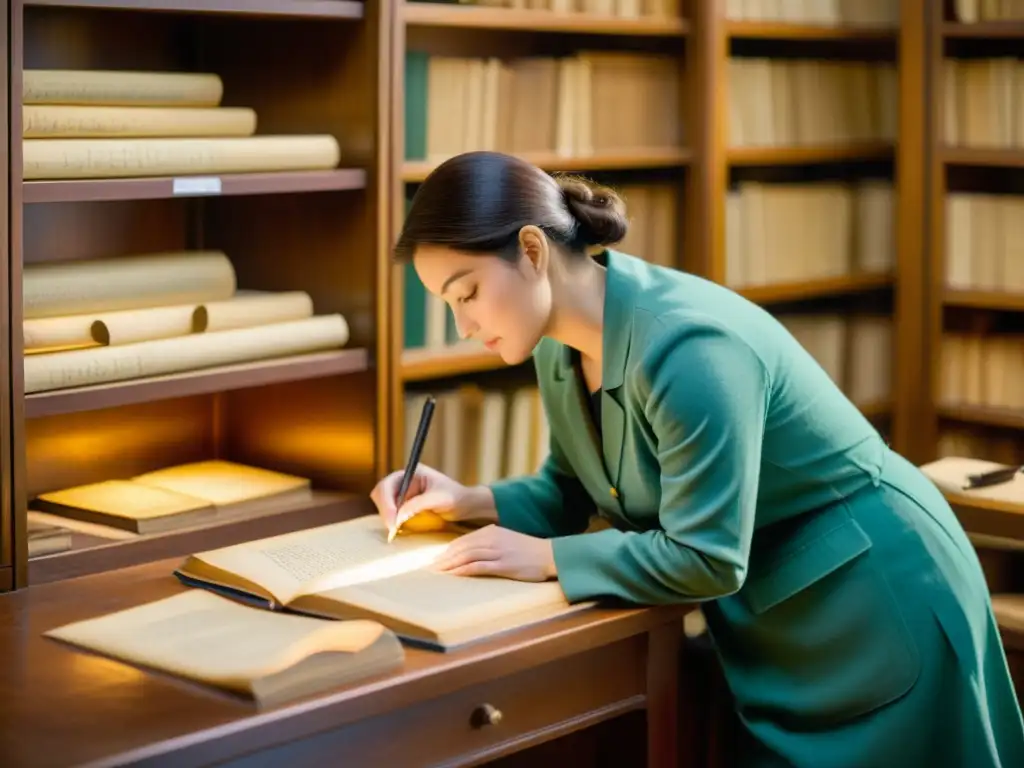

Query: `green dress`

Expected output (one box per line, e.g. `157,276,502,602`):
489,250,1024,767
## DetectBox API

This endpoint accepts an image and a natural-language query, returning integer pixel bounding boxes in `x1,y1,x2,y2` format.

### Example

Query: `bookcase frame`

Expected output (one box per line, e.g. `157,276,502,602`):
384,2,932,474
0,1,958,594
923,0,1024,465
3,0,393,591
386,1,701,471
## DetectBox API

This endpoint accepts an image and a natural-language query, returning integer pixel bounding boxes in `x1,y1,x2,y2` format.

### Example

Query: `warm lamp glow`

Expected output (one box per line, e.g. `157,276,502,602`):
310,544,449,592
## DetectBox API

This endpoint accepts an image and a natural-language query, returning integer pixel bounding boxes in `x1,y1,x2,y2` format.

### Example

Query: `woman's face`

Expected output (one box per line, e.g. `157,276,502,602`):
413,242,551,365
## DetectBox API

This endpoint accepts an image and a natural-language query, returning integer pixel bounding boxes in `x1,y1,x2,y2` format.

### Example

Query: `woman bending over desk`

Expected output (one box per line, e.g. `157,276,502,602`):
371,150,1024,767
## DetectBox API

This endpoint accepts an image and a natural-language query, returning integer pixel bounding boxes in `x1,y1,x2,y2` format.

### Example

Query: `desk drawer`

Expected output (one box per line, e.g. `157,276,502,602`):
234,636,647,768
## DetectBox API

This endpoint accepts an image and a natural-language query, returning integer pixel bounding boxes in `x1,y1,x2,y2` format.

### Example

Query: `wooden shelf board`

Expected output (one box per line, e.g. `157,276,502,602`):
943,289,1024,311
943,147,1024,168
728,144,893,165
858,401,891,419
725,21,897,40
403,149,690,182
28,491,368,585
402,4,688,36
737,272,893,304
942,22,1024,39
937,404,1024,430
25,348,369,419
944,491,1024,543
23,0,364,17
23,169,366,204
402,344,508,381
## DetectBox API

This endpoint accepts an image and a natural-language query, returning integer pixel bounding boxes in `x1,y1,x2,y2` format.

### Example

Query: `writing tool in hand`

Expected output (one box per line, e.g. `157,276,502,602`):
388,394,436,543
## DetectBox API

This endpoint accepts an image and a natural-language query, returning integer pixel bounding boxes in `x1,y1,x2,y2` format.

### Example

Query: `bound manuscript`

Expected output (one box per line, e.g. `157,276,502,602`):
174,514,591,651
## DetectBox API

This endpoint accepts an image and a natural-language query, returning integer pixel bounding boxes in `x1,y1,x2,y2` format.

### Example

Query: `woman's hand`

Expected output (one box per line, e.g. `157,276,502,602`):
370,465,498,537
432,525,556,582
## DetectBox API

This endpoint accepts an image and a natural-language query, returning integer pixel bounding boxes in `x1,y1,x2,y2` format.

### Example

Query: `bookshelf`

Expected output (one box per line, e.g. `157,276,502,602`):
387,0,694,474
2,0,391,590
383,2,931,483
925,0,1024,469
707,2,909,454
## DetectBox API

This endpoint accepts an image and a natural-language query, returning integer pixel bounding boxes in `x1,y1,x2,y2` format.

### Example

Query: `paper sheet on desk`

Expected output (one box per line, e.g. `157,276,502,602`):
919,456,1024,506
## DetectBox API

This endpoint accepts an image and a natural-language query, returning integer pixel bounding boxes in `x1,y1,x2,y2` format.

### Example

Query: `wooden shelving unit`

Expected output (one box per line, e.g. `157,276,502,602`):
2,0,391,589
387,1,695,472
923,1,1024,468
703,3,910,450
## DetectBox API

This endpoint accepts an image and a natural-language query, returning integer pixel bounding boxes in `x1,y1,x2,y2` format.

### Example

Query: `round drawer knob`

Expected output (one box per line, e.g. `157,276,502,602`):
470,703,503,728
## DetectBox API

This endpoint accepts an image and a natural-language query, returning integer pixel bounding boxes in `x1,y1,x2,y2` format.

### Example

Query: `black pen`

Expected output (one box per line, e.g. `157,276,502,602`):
388,395,436,542
964,464,1022,490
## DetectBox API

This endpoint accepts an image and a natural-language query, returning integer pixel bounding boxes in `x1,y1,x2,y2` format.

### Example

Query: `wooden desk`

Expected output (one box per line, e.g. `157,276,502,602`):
0,559,688,768
946,491,1024,544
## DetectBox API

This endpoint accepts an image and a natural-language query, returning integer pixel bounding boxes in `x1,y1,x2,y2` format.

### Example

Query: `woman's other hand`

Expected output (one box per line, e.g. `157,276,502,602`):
432,525,556,582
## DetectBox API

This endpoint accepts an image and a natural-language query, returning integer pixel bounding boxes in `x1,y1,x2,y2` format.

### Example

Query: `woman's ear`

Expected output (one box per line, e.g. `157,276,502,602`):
517,225,549,278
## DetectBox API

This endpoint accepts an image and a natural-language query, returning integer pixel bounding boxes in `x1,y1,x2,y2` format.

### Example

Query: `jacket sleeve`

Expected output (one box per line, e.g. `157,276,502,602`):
489,430,596,539
550,322,771,605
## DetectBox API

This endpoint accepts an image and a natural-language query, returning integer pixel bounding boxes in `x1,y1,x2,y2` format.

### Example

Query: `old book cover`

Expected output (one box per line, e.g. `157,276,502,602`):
174,514,592,651
44,589,404,708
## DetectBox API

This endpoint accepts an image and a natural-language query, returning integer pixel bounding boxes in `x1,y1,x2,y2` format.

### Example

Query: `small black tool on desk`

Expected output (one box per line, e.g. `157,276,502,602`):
964,464,1023,490
388,394,436,542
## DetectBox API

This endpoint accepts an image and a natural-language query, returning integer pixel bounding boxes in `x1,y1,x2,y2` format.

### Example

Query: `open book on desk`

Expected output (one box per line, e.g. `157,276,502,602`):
44,590,404,709
174,514,592,651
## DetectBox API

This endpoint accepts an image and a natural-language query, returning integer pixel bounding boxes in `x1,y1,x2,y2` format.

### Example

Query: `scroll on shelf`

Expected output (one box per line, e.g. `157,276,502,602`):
22,250,351,393
22,68,341,179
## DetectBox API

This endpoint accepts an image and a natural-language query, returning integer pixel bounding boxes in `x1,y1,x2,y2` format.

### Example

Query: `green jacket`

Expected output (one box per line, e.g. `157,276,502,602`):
490,250,1024,767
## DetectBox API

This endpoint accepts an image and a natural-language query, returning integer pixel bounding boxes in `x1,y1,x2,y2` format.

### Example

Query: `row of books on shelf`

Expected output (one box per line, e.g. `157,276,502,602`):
404,385,550,487
946,192,1024,293
426,0,681,18
23,250,350,393
405,51,680,162
728,59,897,148
724,0,899,26
725,179,893,288
403,182,679,352
939,332,1024,413
952,0,1024,23
937,427,1022,468
942,59,1024,151
22,69,339,180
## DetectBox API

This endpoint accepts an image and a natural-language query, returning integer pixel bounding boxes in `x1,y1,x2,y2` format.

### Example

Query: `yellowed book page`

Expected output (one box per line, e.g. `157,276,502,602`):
197,291,314,333
23,135,341,180
920,456,1024,505
23,251,236,320
132,460,310,507
43,590,389,697
183,514,459,606
309,567,583,647
28,509,137,541
34,479,216,531
23,105,257,139
23,69,224,107
23,313,350,393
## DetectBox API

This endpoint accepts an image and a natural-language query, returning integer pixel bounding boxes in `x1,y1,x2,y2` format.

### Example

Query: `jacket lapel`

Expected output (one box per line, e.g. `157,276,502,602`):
600,250,634,497
551,347,609,494
547,250,637,505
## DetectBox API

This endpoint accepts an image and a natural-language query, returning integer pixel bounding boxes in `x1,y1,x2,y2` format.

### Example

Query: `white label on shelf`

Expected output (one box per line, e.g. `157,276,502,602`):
172,177,223,196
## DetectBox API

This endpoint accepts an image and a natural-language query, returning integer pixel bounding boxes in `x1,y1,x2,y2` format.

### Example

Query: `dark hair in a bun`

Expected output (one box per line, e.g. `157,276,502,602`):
394,151,629,262
557,175,629,247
